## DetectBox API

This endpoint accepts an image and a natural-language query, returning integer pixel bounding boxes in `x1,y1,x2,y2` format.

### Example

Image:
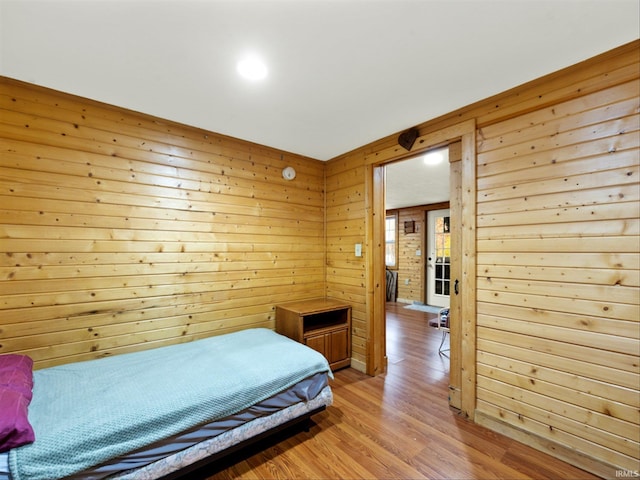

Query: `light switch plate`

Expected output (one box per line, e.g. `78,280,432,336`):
355,243,362,257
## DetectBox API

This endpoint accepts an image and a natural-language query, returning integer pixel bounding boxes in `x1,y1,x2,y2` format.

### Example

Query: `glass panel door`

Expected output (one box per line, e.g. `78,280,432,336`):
426,209,451,307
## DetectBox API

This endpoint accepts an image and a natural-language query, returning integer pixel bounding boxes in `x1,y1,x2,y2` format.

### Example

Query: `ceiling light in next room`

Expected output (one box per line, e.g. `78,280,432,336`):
237,54,268,81
423,150,445,166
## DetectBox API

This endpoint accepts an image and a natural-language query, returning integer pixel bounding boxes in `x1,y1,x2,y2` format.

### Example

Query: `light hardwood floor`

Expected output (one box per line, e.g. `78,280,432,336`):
198,303,600,480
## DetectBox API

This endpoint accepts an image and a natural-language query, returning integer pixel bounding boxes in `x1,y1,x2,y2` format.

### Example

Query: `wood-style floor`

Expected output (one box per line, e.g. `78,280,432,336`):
196,302,600,480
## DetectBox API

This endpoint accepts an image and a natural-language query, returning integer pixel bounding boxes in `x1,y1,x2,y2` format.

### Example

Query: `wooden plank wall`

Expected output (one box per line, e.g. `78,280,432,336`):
326,41,639,475
0,77,326,369
325,156,367,370
474,77,640,473
394,207,424,303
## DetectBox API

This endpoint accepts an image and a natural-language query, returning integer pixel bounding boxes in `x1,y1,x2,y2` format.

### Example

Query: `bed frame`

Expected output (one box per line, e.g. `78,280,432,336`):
159,405,326,480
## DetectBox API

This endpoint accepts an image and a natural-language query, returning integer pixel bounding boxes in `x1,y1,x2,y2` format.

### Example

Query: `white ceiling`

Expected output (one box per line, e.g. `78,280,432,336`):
386,147,450,209
1,0,638,207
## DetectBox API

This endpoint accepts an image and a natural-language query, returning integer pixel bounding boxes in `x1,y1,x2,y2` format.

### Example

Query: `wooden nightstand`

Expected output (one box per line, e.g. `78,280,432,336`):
275,298,351,371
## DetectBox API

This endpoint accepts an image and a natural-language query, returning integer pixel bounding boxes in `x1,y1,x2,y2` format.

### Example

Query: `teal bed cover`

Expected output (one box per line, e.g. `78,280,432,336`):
8,328,332,480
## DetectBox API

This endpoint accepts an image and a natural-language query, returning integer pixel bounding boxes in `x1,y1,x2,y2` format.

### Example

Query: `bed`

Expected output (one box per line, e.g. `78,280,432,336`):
0,328,333,480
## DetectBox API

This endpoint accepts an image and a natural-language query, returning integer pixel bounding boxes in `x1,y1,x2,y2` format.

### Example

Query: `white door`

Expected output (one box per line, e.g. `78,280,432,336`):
426,209,451,308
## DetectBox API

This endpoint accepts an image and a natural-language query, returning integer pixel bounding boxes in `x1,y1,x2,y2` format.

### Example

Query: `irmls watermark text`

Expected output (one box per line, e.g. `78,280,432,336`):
615,470,639,478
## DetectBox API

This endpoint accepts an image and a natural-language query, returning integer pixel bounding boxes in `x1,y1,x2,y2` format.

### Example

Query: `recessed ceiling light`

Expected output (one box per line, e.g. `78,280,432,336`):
237,55,268,81
423,151,444,166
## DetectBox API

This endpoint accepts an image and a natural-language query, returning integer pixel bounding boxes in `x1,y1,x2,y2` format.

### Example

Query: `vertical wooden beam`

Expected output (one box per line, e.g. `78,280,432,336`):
460,127,477,418
448,141,462,411
366,164,388,375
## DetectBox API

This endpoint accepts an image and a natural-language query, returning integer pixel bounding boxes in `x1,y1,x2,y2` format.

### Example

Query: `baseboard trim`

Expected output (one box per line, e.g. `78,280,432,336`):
475,410,620,480
349,357,366,373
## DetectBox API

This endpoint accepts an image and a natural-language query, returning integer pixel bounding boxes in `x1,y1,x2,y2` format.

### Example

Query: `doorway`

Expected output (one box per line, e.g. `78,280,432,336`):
367,119,476,415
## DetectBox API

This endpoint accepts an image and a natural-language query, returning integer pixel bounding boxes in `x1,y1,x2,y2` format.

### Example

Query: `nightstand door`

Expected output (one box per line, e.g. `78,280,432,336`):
305,332,327,357
328,327,349,364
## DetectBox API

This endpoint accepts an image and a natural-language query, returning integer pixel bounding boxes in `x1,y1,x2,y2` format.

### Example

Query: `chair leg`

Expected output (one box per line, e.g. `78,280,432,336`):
439,331,450,355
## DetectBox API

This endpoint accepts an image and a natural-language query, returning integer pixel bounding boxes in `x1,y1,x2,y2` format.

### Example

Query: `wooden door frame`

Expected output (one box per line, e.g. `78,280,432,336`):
365,119,477,417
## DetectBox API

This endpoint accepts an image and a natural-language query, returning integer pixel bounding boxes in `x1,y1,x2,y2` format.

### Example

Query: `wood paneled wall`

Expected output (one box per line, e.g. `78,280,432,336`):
394,207,424,303
474,76,639,473
325,158,367,370
325,40,639,476
0,77,326,369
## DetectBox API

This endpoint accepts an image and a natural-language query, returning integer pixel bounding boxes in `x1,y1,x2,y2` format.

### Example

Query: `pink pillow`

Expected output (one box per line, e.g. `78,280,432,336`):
0,354,35,452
